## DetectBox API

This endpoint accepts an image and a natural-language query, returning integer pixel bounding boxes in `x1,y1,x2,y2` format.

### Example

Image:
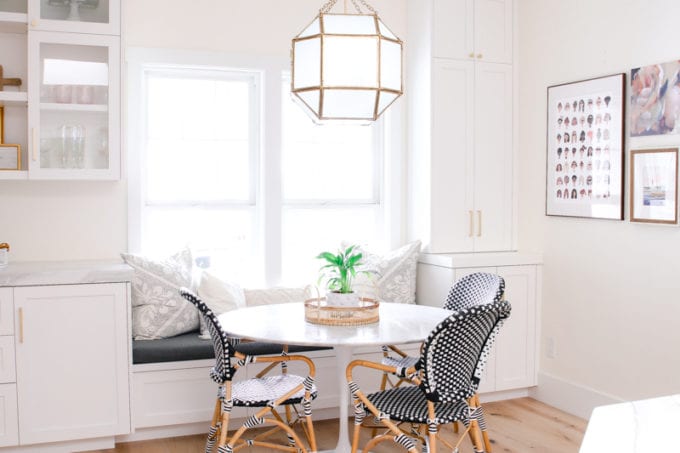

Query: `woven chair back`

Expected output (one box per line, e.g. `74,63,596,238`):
443,272,505,312
420,300,511,403
179,288,235,382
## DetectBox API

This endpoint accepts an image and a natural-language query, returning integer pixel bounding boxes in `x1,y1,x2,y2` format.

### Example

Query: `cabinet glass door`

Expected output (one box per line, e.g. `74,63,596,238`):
28,31,119,179
29,0,119,35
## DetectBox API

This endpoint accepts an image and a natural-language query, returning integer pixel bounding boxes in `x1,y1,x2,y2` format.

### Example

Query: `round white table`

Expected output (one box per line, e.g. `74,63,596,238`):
219,302,451,453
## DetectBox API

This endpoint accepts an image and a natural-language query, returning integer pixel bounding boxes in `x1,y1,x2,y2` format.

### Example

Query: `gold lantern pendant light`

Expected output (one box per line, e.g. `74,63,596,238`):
291,0,403,123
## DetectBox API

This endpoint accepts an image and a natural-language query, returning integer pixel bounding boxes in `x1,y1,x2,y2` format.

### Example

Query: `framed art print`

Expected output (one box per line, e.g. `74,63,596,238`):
0,144,21,170
546,73,625,219
630,61,680,136
630,148,678,224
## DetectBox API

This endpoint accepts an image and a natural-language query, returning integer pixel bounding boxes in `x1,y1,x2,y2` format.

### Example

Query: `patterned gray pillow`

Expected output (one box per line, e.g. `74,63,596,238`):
351,241,422,304
121,248,199,340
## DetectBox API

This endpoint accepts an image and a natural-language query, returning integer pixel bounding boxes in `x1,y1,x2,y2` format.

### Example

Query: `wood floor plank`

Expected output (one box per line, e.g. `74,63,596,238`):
87,397,586,453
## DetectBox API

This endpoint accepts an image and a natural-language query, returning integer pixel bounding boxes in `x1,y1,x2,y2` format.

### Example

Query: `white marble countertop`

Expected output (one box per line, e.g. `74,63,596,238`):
418,251,543,268
0,260,134,287
580,394,680,452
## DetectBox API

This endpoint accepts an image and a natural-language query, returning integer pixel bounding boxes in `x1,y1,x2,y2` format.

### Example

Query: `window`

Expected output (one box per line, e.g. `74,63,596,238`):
128,50,399,287
280,78,384,284
139,68,260,283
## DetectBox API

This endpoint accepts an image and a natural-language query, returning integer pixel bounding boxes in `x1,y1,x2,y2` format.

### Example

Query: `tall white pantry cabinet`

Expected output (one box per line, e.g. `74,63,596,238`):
409,0,539,395
408,0,515,253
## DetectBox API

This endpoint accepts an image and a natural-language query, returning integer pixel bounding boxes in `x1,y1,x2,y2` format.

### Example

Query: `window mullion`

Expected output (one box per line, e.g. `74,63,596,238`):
261,67,284,287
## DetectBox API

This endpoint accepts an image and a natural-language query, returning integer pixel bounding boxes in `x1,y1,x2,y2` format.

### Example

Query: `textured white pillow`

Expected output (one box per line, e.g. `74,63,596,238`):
197,271,246,339
122,248,199,340
244,287,309,307
352,241,422,304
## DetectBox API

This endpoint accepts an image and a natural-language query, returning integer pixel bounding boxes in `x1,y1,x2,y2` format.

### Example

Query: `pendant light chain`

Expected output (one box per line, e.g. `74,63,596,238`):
319,0,377,14
320,0,339,13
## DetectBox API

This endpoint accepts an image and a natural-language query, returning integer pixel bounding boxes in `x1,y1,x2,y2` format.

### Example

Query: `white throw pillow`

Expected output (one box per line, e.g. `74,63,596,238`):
351,241,422,304
197,271,246,339
244,287,310,307
122,248,199,340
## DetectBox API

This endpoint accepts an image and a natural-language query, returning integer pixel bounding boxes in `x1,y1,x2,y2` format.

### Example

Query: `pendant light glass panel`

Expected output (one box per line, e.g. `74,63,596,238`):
292,38,321,89
323,89,377,119
322,13,376,34
380,39,401,91
323,36,378,87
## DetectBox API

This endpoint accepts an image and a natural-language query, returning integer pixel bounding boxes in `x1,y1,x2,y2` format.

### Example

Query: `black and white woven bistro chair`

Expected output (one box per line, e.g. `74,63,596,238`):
379,272,505,452
347,300,511,453
179,288,318,453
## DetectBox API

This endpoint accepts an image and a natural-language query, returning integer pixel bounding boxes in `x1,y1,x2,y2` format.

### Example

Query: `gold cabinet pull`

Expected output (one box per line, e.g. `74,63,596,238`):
468,210,474,237
476,53,483,59
18,308,24,344
468,52,475,58
477,210,482,237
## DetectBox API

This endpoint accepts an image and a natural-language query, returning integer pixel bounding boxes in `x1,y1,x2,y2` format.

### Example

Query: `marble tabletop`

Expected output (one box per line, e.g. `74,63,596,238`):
0,260,134,287
580,394,680,452
219,301,451,347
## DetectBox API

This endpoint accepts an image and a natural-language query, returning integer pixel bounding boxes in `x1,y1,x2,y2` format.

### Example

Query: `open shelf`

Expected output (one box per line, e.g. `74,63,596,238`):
0,91,28,106
0,12,28,34
40,102,108,112
0,170,28,180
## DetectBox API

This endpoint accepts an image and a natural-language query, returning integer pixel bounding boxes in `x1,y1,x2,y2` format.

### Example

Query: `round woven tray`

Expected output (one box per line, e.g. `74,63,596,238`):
304,297,380,326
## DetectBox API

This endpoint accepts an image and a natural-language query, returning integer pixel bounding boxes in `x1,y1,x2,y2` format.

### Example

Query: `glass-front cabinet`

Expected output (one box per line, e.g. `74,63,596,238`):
28,31,119,179
28,0,119,35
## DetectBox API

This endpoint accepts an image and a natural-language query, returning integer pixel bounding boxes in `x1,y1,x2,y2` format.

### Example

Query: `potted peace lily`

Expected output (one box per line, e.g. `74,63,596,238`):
316,245,368,306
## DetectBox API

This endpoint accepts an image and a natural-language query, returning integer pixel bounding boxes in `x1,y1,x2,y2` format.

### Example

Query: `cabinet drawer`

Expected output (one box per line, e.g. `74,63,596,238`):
0,383,18,447
0,337,16,384
0,289,13,336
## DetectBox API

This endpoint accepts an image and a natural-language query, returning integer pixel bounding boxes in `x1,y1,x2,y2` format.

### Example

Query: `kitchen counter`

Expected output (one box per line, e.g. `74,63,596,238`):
0,260,133,287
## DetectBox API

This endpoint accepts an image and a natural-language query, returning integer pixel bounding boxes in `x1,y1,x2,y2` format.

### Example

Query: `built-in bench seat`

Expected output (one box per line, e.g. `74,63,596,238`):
132,331,330,364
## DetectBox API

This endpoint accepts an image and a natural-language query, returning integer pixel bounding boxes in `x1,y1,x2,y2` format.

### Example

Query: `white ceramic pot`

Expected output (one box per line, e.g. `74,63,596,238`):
0,249,7,268
326,291,360,307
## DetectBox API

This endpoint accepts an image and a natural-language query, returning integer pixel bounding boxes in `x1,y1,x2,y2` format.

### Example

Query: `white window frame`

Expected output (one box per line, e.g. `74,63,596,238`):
126,47,404,286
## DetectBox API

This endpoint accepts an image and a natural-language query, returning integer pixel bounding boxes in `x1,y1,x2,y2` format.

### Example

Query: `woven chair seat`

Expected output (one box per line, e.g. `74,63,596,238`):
365,385,469,424
381,355,419,369
233,374,318,407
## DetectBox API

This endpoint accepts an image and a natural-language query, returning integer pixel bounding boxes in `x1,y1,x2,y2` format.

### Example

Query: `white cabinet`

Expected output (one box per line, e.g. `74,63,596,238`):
0,384,18,448
433,0,513,64
431,59,513,252
13,283,130,445
0,0,121,181
28,31,120,179
407,0,515,253
0,288,18,448
416,253,539,394
28,0,120,35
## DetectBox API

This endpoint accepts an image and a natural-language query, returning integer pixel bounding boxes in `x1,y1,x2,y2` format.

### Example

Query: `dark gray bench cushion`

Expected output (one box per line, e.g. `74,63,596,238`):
132,331,330,364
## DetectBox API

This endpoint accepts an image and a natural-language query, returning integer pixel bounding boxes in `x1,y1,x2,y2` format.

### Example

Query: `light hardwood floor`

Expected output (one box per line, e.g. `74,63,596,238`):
89,398,586,453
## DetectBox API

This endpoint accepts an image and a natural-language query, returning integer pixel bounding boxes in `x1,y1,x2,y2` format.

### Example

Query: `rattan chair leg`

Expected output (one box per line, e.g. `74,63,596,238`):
205,397,221,453
467,418,485,453
216,384,233,451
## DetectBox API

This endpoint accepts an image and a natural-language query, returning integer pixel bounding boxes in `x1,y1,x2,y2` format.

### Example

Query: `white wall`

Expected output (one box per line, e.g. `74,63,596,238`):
519,0,680,416
0,0,406,262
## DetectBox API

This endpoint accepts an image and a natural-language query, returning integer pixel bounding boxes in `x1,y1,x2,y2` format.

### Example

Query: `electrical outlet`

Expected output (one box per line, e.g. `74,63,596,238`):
546,337,557,359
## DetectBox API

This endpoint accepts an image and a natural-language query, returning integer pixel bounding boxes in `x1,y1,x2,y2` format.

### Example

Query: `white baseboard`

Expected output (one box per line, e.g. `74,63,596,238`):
529,372,623,420
0,437,115,453
479,387,530,403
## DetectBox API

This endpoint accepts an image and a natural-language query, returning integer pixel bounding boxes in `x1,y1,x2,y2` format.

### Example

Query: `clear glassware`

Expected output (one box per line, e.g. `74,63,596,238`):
61,124,86,169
